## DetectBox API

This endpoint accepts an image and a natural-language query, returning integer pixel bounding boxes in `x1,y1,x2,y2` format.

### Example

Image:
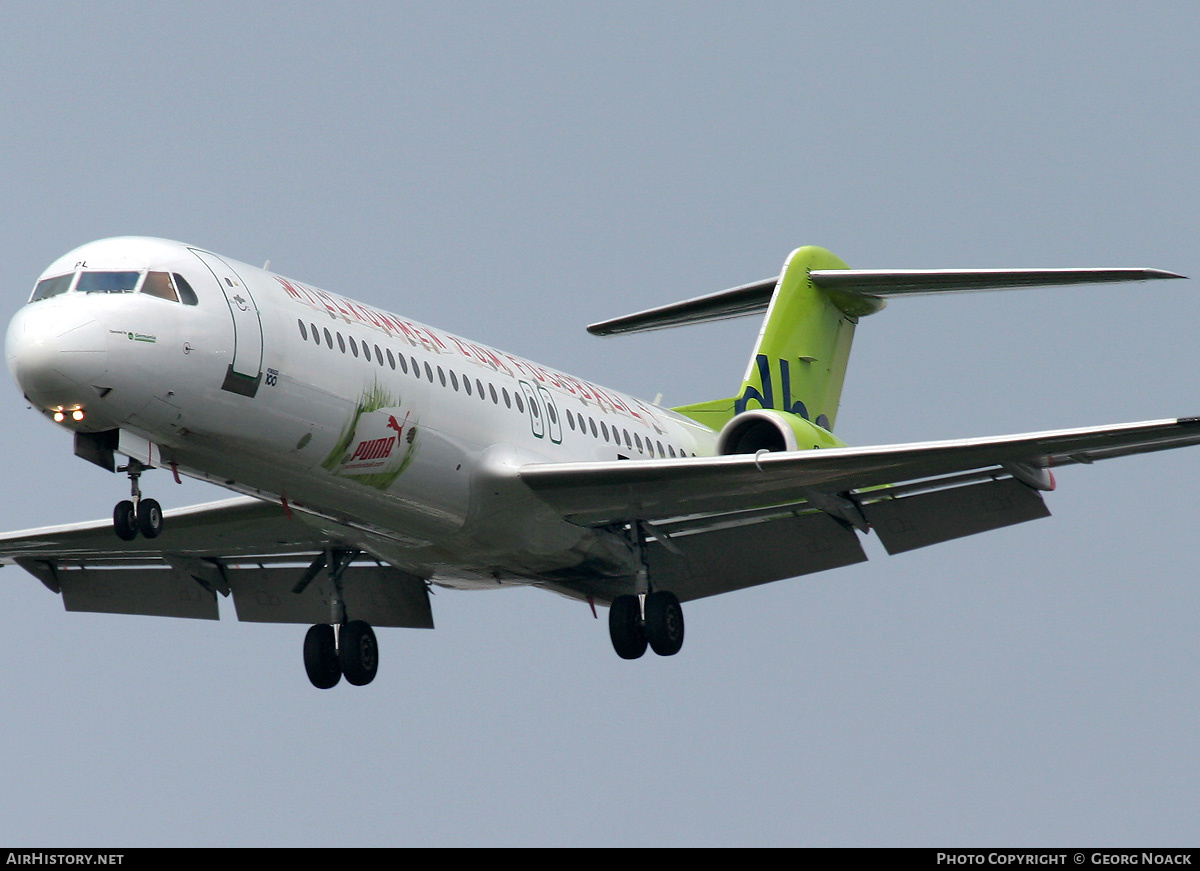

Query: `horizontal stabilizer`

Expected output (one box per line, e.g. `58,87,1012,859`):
588,267,1184,336
587,278,777,335
810,267,1185,297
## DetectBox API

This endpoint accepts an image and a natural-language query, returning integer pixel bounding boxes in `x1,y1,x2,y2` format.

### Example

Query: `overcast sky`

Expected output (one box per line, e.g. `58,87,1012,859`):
1,2,1197,847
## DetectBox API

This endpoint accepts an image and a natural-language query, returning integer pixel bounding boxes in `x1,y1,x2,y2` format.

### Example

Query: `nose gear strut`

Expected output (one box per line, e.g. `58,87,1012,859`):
112,459,163,540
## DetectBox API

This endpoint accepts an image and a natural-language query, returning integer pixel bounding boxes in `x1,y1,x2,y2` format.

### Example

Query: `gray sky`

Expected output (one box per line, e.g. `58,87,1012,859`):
1,1,1197,846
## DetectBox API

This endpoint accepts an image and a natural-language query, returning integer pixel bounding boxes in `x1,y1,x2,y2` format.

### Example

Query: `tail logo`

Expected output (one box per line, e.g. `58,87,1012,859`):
735,354,831,430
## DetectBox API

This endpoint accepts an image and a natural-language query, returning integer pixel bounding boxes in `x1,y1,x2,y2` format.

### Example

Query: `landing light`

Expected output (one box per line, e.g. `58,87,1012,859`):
52,411,65,422
71,409,85,421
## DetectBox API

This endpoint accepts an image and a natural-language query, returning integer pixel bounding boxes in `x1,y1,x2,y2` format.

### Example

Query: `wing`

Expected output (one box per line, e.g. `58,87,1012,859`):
516,417,1200,602
0,497,433,627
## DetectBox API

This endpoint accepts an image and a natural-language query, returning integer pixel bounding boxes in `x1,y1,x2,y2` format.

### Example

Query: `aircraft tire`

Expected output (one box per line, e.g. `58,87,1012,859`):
137,498,163,539
113,500,138,541
304,624,342,689
339,620,379,686
644,590,684,656
608,595,647,660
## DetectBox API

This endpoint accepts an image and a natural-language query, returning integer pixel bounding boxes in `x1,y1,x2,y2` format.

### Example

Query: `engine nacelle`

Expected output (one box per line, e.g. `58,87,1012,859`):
716,409,846,454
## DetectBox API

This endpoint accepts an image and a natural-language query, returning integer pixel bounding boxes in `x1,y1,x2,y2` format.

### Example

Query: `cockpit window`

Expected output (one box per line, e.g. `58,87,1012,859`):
30,274,74,301
173,273,199,305
142,272,178,302
77,271,141,293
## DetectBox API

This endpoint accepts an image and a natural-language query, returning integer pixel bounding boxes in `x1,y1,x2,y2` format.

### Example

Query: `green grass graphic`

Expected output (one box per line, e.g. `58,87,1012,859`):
321,379,419,490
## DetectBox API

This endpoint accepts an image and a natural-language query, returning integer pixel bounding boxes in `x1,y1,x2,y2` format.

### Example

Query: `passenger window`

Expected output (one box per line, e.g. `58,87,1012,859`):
297,320,308,341
450,370,459,391
337,332,346,353
78,271,139,293
30,273,73,301
142,272,179,302
324,327,333,347
173,274,199,305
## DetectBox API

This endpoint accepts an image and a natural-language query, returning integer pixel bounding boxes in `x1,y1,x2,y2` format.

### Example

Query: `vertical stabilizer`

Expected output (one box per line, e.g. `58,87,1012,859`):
735,247,881,432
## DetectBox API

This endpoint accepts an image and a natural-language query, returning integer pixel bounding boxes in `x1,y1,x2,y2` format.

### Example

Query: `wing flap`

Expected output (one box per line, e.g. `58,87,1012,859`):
228,565,433,628
17,561,221,620
861,477,1051,555
646,510,867,602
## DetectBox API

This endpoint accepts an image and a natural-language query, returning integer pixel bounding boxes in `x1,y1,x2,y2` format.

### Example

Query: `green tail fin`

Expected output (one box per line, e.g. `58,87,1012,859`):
734,246,879,432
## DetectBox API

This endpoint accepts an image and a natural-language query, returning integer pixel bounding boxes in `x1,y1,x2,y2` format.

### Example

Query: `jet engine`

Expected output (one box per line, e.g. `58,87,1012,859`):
715,409,844,454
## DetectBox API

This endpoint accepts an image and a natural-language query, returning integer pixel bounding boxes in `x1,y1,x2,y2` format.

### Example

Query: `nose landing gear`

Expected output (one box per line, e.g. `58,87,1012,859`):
112,461,163,541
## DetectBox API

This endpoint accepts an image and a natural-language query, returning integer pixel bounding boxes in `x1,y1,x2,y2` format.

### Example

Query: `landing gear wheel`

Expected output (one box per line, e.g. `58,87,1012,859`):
609,594,647,660
304,624,342,689
137,498,163,539
339,620,379,686
113,500,138,541
644,590,685,656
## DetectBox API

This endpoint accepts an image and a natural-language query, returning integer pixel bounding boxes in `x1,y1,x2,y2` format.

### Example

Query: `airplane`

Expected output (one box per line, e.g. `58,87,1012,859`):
2,236,1197,689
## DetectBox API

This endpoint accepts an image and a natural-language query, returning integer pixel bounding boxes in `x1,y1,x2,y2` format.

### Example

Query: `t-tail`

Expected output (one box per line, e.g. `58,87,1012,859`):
587,250,1185,446
732,246,874,434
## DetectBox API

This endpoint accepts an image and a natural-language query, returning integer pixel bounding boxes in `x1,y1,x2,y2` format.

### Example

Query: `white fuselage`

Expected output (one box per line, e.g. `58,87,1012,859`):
6,237,718,590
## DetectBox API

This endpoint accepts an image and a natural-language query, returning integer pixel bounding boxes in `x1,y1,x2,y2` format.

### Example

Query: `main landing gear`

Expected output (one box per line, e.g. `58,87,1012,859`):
303,621,379,689
112,461,163,541
300,547,379,689
607,521,685,660
609,591,685,659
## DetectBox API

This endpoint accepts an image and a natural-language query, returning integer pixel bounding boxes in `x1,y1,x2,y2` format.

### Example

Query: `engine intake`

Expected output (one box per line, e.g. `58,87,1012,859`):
716,409,845,455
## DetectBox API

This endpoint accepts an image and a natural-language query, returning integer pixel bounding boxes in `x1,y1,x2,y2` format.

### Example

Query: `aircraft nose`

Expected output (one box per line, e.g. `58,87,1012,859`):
6,301,110,407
